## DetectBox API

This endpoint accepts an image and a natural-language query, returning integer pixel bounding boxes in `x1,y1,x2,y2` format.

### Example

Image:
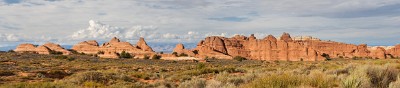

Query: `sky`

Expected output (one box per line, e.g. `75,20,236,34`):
0,0,400,49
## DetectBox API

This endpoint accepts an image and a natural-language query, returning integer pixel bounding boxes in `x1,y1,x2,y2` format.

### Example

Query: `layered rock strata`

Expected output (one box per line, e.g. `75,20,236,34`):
15,43,71,55
175,33,395,61
71,37,155,58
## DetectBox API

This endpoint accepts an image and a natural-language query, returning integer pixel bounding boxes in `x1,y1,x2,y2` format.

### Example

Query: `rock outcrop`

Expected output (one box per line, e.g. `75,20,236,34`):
43,43,71,55
136,37,154,52
14,43,71,55
173,43,196,56
71,37,155,58
186,32,395,61
386,44,400,58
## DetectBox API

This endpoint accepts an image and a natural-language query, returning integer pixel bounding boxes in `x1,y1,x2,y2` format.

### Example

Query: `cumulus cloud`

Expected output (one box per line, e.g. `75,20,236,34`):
0,34,20,42
71,20,158,40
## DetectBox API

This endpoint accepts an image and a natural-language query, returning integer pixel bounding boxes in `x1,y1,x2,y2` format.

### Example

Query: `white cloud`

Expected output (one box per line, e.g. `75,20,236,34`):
0,34,20,42
71,20,158,40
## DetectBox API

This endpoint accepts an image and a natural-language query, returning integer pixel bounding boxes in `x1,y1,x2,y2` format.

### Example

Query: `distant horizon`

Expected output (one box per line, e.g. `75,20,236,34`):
1,33,399,52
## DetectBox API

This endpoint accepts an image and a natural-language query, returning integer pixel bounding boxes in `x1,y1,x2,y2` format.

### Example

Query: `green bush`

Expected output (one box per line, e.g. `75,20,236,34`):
172,52,178,56
49,50,63,55
97,51,105,54
68,49,79,54
54,55,68,59
119,51,132,58
179,53,188,57
67,57,76,61
143,55,150,59
7,50,15,52
0,70,15,76
192,50,199,55
151,54,162,60
233,56,246,62
196,63,206,69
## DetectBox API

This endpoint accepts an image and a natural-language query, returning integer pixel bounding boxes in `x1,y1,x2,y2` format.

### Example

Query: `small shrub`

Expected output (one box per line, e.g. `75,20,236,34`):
97,51,105,54
119,51,132,58
143,55,150,59
196,63,206,69
55,55,68,59
365,65,398,88
7,50,15,52
243,73,304,88
67,57,76,61
68,49,79,54
49,50,63,55
172,52,178,56
151,54,162,60
179,53,188,57
0,70,15,76
192,50,199,54
233,56,246,62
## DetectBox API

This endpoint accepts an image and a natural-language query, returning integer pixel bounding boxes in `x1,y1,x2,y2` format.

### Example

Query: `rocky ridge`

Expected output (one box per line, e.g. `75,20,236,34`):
71,37,155,58
174,32,398,61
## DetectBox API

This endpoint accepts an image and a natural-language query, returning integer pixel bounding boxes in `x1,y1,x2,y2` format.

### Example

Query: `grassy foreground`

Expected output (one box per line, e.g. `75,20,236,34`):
1,52,400,88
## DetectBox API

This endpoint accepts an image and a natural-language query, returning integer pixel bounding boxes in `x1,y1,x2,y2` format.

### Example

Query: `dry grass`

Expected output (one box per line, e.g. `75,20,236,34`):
1,52,400,88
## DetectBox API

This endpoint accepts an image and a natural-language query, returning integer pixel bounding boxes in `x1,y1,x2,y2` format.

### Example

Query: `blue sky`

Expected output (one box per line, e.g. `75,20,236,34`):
0,0,400,47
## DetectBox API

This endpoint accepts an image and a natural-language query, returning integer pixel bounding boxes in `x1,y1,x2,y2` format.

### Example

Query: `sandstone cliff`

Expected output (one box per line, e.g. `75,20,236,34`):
183,33,394,61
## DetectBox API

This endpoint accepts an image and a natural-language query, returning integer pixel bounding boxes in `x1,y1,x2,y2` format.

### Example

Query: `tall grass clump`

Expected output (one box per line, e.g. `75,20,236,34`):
342,64,399,88
178,78,206,88
365,64,399,88
242,73,304,88
61,71,133,86
307,70,337,88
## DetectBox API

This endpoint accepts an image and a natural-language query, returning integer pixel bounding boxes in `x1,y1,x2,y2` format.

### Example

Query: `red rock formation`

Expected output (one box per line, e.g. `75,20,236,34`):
193,32,390,61
173,43,195,56
14,44,37,52
136,37,154,52
43,43,71,55
370,47,386,59
71,40,100,54
15,43,71,55
71,37,155,58
387,44,400,58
